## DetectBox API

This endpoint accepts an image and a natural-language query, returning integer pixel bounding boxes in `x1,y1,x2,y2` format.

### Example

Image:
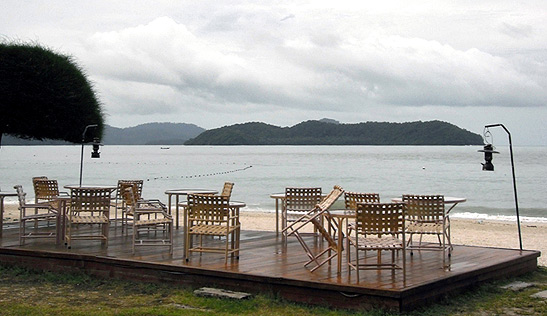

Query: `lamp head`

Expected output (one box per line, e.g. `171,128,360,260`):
91,138,101,158
478,144,499,171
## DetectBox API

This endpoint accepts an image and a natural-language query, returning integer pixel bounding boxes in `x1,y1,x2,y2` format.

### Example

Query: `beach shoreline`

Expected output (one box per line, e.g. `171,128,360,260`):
2,205,544,266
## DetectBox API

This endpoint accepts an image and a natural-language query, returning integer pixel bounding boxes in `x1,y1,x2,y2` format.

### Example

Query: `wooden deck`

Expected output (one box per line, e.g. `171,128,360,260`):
0,224,540,312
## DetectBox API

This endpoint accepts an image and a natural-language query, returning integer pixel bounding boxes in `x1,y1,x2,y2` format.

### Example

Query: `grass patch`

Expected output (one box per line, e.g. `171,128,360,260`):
0,264,545,315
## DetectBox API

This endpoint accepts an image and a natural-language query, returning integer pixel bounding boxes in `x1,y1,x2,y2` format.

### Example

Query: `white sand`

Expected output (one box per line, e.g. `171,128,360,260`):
3,205,545,266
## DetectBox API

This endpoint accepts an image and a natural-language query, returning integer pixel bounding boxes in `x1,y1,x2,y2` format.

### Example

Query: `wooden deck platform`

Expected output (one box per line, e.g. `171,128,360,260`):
0,225,540,312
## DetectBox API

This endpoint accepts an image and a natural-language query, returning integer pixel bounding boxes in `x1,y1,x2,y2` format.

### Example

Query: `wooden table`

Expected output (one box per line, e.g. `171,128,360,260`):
325,209,355,274
179,200,246,259
0,191,18,238
165,189,218,229
64,185,117,191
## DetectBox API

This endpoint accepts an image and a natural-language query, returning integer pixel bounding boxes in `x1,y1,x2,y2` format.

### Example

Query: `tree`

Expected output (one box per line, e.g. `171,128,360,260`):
0,42,104,146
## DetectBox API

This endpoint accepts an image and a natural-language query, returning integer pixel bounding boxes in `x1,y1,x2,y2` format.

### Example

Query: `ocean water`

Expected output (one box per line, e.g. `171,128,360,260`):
1,145,546,222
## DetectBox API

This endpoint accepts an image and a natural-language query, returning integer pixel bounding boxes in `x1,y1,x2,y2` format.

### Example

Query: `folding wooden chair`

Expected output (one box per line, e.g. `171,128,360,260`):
115,180,143,230
283,185,344,272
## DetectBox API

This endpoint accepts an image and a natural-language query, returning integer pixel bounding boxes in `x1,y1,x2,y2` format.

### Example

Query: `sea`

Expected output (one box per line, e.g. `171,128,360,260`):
1,145,546,222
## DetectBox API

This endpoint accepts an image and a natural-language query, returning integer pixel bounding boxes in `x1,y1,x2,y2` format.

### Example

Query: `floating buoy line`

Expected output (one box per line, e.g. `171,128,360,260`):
146,165,253,181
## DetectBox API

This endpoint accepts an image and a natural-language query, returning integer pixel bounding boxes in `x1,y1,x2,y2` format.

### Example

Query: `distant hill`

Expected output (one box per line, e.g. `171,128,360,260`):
2,122,205,145
184,120,483,145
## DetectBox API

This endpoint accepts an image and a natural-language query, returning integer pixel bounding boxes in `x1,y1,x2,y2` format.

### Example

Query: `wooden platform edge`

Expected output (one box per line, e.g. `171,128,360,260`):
0,246,540,312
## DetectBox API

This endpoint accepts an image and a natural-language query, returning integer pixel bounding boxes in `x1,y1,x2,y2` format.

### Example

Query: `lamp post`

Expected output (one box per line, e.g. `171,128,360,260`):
79,124,100,187
479,123,522,251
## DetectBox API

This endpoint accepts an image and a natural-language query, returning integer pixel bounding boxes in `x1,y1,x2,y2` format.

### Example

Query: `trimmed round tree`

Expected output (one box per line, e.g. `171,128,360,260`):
0,42,104,146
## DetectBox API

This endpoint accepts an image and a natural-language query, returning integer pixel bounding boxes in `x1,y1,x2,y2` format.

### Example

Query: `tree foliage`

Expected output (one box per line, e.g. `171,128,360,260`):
0,42,104,145
185,120,484,145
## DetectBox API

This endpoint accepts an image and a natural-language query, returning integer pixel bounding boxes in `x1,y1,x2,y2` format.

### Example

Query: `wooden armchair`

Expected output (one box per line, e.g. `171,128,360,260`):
283,185,344,272
185,194,240,263
344,192,380,210
65,188,112,248
33,179,66,210
122,186,173,254
347,202,406,282
14,185,57,245
402,194,450,266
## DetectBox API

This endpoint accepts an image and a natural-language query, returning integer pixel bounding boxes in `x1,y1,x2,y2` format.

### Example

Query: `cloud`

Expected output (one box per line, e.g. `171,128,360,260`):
83,15,545,121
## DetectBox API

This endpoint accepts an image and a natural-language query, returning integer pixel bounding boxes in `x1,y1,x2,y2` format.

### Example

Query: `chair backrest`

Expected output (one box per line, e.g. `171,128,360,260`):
13,185,27,208
187,194,230,222
317,185,344,212
285,187,322,213
355,202,405,237
220,182,234,199
70,188,112,215
121,184,138,209
34,179,60,203
402,194,445,221
344,192,380,210
116,180,143,200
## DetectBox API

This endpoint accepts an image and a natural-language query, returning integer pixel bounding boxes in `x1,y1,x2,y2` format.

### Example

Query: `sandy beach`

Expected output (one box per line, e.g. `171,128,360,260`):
2,204,545,266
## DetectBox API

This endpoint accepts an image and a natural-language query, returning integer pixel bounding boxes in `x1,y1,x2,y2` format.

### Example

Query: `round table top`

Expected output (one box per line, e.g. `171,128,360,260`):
0,191,18,197
327,209,355,218
165,189,218,195
179,200,246,208
391,197,467,204
64,185,116,190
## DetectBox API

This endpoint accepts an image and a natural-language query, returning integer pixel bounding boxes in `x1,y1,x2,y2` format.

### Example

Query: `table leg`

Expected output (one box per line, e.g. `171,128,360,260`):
337,217,344,274
275,199,279,236
0,197,5,238
175,194,180,229
56,199,67,245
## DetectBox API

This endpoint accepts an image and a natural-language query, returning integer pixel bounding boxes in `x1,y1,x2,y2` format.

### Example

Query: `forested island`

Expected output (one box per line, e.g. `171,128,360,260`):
185,120,483,145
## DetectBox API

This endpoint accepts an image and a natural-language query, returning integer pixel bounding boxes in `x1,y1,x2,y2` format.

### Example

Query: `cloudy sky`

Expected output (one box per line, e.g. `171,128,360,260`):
2,1,546,145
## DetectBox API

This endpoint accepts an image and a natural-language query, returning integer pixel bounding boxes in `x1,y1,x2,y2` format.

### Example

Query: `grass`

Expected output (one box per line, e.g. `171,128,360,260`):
0,264,545,316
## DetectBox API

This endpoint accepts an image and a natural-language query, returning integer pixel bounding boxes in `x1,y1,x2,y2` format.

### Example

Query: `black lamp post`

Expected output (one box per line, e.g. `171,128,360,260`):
79,124,100,187
479,123,522,251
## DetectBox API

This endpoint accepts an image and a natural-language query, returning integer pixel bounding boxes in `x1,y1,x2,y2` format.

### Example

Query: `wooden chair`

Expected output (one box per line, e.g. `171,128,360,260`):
65,188,112,248
220,182,234,199
283,185,344,272
14,185,57,245
347,202,406,282
402,194,450,266
282,187,323,241
123,186,173,254
34,179,67,209
344,192,380,209
114,180,143,230
185,194,240,263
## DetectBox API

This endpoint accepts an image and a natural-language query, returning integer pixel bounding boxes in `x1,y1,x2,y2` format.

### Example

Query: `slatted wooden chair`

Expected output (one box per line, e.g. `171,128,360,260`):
402,194,450,266
65,188,112,249
14,185,58,245
114,180,144,231
185,194,240,263
282,187,323,242
283,185,344,272
347,202,406,282
33,179,67,209
344,192,380,209
220,182,234,199
122,186,173,254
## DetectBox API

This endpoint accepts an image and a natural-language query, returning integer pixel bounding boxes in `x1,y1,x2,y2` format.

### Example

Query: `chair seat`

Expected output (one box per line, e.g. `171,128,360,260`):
348,235,404,250
407,221,444,234
135,217,172,226
189,224,239,236
69,215,109,224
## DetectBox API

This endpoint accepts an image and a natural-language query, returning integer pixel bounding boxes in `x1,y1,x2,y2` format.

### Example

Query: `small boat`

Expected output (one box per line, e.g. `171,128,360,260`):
160,147,170,150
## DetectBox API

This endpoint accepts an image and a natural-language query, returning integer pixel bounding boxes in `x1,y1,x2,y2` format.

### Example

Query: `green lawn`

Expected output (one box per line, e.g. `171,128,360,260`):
0,264,545,315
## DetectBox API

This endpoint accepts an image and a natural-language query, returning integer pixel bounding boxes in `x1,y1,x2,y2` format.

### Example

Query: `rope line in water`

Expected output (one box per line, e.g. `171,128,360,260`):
146,165,253,181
